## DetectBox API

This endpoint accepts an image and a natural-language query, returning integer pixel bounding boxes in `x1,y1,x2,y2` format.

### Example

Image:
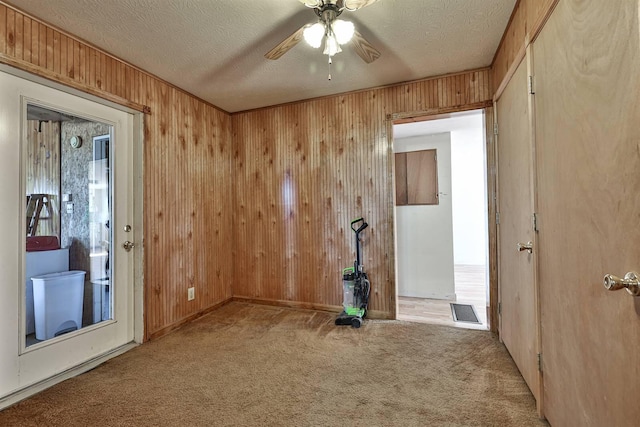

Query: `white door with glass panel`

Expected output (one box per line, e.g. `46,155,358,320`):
0,70,135,397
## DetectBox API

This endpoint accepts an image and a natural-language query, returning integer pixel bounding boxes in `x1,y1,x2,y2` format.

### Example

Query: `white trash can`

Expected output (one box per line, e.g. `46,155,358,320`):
32,270,85,340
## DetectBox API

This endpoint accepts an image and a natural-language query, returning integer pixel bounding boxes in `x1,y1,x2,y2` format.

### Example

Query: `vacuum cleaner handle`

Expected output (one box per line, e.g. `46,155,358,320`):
350,217,369,234
351,217,368,275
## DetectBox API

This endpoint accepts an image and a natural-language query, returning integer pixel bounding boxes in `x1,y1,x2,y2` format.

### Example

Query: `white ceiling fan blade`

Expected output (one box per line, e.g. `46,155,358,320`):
265,26,307,60
350,30,380,63
343,0,379,11
298,0,323,8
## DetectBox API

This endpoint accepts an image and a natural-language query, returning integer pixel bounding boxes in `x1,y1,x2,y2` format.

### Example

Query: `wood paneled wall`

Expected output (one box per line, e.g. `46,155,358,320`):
232,71,492,317
25,120,60,238
491,0,558,96
144,85,232,339
0,2,234,340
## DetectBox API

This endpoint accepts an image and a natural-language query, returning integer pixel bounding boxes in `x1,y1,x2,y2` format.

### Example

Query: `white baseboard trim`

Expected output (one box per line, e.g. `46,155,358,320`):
0,342,138,411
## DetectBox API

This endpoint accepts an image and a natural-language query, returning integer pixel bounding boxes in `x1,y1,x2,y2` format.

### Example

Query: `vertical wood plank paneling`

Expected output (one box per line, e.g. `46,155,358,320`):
124,64,131,102
104,53,111,93
6,7,14,57
88,47,95,88
59,33,67,79
445,76,451,107
22,15,30,63
45,27,53,71
76,40,83,82
169,87,179,323
66,35,73,77
37,22,45,69
109,53,115,94
130,68,138,102
30,17,39,66
115,60,122,98
96,52,107,90
491,0,557,96
0,5,6,54
111,56,117,95
52,30,60,74
13,11,21,60
232,69,492,316
25,120,61,238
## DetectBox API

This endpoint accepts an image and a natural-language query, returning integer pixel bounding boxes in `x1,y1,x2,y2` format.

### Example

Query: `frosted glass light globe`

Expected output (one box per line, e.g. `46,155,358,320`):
332,19,355,45
303,22,325,48
323,34,342,56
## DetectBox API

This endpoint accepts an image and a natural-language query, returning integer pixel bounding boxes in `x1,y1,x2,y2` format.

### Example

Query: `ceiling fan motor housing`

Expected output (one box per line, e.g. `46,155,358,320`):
315,3,342,24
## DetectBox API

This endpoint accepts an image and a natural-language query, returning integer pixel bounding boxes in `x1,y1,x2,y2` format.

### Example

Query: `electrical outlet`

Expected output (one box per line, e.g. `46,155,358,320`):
187,287,195,301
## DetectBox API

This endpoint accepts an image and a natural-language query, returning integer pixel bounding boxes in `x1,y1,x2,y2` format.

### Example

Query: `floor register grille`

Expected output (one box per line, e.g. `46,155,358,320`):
450,303,480,323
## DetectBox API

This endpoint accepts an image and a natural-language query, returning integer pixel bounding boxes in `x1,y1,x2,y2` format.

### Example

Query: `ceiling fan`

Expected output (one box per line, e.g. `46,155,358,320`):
265,0,381,65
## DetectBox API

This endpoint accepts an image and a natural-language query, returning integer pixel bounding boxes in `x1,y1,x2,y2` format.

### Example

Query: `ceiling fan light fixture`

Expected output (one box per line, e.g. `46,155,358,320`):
303,22,325,48
323,33,342,56
332,19,355,45
267,0,381,66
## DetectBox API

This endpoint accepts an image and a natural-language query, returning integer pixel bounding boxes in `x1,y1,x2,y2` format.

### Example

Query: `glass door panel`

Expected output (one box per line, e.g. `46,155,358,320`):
24,104,114,347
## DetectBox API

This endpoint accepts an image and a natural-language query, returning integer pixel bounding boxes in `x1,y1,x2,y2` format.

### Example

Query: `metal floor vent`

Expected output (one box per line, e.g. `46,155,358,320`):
450,303,480,324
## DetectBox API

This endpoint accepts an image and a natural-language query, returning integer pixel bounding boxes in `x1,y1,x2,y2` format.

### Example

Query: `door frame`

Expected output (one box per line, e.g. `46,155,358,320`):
0,63,144,407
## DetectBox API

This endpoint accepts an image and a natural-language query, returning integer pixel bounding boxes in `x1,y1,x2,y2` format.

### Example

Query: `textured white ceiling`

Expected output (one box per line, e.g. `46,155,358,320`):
5,0,516,113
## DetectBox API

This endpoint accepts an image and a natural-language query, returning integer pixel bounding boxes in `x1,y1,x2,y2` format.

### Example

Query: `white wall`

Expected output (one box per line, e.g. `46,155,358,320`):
395,133,456,300
451,124,488,265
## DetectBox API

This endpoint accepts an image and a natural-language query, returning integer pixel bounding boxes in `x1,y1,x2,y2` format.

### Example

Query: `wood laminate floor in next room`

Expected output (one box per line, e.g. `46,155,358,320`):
397,264,488,331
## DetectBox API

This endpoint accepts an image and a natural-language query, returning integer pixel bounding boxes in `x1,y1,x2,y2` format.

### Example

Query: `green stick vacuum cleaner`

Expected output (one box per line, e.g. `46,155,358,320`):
335,218,371,328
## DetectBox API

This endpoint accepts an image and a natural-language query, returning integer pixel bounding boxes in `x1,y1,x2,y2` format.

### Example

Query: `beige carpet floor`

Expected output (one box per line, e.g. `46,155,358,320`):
0,302,548,426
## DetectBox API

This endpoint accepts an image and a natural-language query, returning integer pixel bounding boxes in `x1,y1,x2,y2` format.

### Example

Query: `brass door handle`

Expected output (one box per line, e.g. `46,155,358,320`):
517,242,533,254
603,271,640,296
122,241,135,252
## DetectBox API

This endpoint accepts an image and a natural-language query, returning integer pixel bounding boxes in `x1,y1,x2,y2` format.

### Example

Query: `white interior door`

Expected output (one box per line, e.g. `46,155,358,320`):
0,70,135,397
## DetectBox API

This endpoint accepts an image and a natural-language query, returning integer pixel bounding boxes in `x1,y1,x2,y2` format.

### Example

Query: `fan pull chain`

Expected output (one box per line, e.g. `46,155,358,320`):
328,56,332,81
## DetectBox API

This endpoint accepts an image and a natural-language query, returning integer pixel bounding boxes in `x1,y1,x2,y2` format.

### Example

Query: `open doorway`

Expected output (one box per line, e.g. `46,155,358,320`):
393,110,489,330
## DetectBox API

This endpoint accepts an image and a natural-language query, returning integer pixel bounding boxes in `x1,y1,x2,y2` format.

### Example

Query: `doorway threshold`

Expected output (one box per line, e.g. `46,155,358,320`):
397,296,488,331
